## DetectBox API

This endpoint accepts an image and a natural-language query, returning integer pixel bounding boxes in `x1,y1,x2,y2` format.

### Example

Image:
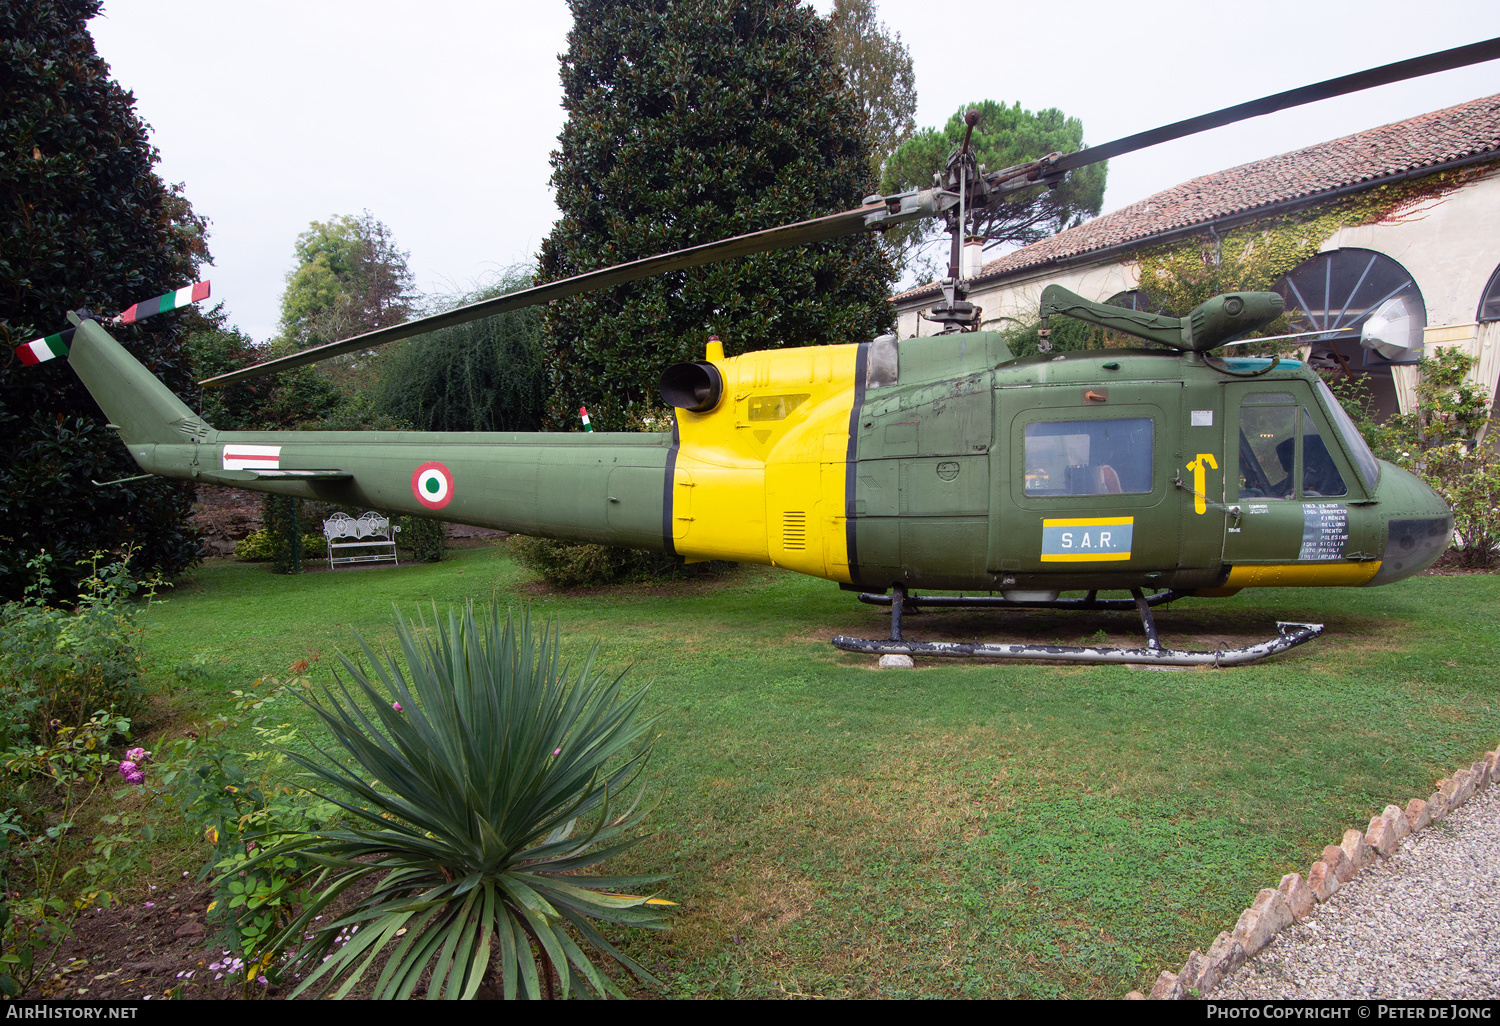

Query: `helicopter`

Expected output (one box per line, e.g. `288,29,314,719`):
22,39,1494,666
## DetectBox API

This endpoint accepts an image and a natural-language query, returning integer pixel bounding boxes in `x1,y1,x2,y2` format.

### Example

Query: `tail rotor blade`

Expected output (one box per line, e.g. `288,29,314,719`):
14,328,75,366
11,280,209,369
115,280,211,325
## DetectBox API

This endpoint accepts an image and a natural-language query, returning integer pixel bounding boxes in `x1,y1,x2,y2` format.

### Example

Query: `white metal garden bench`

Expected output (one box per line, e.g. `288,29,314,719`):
323,511,400,569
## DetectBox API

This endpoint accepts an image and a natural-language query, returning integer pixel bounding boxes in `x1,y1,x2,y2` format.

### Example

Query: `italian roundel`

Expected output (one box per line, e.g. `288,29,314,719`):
411,461,455,510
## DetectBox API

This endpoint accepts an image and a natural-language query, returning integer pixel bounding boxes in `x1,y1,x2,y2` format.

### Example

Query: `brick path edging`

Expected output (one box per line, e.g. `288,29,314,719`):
1124,749,1500,1000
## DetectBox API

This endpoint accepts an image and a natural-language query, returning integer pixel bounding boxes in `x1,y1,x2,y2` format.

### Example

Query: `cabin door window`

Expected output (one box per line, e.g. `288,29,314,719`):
988,387,1178,576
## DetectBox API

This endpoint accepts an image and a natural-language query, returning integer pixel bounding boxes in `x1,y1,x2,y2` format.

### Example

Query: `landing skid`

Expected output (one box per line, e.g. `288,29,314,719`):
832,586,1323,667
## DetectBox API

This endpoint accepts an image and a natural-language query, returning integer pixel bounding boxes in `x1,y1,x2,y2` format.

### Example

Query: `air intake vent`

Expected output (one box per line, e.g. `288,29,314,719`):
782,511,807,551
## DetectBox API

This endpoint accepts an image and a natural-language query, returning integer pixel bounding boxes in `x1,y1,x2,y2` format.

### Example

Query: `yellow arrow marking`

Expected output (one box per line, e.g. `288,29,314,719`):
1186,453,1218,515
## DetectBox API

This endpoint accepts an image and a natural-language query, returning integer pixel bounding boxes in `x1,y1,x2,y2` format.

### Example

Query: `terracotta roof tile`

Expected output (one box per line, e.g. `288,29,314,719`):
894,93,1500,303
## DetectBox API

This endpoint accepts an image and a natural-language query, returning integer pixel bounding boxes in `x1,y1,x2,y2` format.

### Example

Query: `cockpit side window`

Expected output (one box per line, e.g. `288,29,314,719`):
1301,408,1347,497
1237,394,1297,499
1237,391,1356,500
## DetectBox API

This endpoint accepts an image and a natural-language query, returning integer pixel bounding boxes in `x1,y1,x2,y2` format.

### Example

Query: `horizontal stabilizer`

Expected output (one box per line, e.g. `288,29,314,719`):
209,469,352,483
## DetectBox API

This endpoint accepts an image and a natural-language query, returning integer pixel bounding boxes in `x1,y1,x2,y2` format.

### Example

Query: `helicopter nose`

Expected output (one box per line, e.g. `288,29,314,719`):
1364,460,1453,586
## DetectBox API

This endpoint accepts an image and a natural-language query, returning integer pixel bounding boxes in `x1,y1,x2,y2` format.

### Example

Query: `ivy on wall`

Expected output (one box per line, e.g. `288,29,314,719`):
1132,161,1500,351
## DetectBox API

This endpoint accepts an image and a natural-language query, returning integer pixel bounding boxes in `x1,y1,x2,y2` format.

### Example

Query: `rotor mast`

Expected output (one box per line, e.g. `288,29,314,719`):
924,109,986,334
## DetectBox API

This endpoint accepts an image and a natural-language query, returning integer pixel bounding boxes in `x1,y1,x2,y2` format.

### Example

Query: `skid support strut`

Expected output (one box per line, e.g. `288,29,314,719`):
833,587,1323,667
889,583,907,641
1131,588,1161,651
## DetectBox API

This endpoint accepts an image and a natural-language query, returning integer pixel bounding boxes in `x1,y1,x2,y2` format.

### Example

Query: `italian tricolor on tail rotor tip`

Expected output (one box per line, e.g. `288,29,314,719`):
12,281,212,369
15,329,73,366
115,281,211,325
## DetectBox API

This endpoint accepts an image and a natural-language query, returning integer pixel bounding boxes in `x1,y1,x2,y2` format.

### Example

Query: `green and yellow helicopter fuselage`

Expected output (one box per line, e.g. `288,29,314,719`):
67,310,1451,602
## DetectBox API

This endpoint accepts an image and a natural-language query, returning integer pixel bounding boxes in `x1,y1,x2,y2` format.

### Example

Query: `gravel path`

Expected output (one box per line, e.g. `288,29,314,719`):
1208,784,1500,1000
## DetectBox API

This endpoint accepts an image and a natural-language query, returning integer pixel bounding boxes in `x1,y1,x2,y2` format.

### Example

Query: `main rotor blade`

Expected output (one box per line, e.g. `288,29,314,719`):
204,36,1500,386
1044,36,1500,175
200,203,883,385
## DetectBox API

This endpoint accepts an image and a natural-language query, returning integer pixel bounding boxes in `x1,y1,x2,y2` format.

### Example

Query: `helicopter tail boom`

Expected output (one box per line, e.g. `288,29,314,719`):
62,315,679,547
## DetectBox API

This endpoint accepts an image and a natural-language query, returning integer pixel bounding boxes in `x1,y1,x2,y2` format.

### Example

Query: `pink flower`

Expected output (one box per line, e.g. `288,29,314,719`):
118,760,145,785
553,748,561,757
392,702,403,712
126,747,151,762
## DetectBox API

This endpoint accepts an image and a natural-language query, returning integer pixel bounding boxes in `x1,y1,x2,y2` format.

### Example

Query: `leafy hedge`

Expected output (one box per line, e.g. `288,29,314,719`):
0,0,209,600
509,535,733,589
0,550,154,748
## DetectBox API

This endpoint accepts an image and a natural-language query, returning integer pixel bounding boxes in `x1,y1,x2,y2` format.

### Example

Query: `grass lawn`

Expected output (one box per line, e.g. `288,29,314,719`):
137,544,1500,999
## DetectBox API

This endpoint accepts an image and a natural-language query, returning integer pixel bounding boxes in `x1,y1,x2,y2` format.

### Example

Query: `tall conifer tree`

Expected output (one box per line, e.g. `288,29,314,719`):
828,0,917,179
0,0,209,599
539,0,895,431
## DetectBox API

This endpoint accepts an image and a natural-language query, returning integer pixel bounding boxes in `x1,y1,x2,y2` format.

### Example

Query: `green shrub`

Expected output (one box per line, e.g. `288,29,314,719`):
233,530,273,562
395,515,445,563
255,601,671,999
0,709,142,998
157,668,333,970
0,551,156,747
234,529,324,563
0,548,161,995
1421,443,1500,567
1329,348,1499,568
509,535,732,588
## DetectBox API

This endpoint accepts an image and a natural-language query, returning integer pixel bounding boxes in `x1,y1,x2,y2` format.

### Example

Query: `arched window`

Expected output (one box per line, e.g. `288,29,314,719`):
1273,249,1426,364
1478,262,1500,322
1104,289,1174,316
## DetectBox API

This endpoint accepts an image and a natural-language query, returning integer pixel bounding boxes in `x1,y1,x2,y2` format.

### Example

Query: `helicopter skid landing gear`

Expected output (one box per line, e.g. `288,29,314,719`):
832,585,1323,667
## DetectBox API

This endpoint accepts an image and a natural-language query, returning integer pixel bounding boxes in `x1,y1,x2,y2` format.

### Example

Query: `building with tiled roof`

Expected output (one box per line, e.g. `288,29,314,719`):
893,94,1500,418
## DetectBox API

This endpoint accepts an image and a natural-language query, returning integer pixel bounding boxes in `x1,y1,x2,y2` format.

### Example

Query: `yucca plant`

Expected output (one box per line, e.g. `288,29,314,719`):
251,599,671,999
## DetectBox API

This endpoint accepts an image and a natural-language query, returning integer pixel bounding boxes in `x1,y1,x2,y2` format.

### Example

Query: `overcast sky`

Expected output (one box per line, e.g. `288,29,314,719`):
88,0,1500,342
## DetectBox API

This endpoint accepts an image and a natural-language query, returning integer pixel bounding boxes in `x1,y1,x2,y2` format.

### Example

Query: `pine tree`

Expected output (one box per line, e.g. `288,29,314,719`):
538,0,896,431
882,101,1107,280
0,0,209,600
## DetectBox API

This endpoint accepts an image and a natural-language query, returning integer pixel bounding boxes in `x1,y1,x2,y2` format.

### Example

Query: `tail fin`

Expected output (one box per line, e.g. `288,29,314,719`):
65,313,213,446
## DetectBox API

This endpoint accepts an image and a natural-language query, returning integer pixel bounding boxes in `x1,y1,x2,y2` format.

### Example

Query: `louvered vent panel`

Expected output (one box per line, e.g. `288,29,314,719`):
782,511,807,551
